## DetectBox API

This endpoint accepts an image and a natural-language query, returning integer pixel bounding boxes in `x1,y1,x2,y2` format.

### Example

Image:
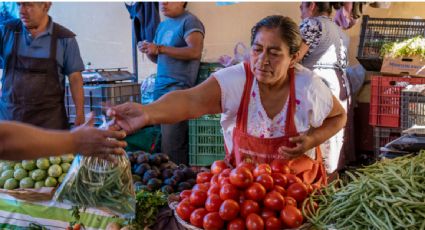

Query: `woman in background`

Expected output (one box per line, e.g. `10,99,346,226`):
298,2,354,176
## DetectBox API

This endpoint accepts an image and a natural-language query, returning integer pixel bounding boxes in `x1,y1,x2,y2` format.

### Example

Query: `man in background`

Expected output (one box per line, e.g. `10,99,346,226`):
0,2,85,129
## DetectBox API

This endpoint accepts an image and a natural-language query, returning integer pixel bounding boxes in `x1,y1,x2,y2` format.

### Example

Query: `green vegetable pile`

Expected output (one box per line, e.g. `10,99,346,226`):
304,151,425,230
381,36,425,59
54,155,135,217
132,190,167,229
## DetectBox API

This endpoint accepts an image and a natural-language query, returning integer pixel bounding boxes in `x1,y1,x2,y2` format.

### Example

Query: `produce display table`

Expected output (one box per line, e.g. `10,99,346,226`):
0,193,123,230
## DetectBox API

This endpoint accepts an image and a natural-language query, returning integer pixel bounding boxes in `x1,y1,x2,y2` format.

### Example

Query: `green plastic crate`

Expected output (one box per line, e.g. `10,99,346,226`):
196,62,224,85
189,115,225,166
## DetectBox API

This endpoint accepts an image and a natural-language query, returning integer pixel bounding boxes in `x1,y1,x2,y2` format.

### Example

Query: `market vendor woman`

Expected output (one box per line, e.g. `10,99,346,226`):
108,15,346,185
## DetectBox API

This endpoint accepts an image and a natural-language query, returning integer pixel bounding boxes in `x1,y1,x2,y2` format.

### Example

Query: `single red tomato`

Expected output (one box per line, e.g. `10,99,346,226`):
246,213,264,230
211,160,228,175
245,182,267,201
285,196,297,207
263,191,285,211
192,183,209,192
176,198,195,221
265,216,282,230
280,205,304,229
271,173,288,188
210,174,219,185
227,218,246,230
220,183,240,201
203,212,224,230
219,199,240,221
271,185,286,196
218,168,231,181
208,184,221,196
256,174,274,191
240,200,260,218
285,174,302,186
220,177,231,186
260,208,276,220
190,190,208,207
180,190,192,200
205,194,223,212
229,167,254,188
287,182,308,203
238,161,255,171
270,159,290,174
190,208,208,228
253,164,272,177
197,172,213,184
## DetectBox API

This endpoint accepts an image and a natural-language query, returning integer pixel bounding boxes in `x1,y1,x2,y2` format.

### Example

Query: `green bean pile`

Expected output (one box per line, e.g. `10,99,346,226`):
304,151,425,230
54,155,136,217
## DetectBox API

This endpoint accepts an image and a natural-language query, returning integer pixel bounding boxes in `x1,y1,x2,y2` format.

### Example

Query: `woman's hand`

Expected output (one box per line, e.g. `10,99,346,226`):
106,102,147,134
71,114,127,157
278,134,315,159
138,41,159,55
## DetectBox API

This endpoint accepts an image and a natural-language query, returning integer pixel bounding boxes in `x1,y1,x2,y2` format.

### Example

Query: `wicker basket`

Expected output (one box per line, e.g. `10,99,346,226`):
169,200,312,230
0,187,56,201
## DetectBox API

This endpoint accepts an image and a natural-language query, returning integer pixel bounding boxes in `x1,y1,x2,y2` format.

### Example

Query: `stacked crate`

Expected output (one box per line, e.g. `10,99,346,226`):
65,82,140,126
189,63,225,166
358,16,425,158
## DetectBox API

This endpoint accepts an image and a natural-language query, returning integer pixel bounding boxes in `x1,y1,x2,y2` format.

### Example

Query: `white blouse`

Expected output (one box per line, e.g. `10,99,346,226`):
213,63,334,159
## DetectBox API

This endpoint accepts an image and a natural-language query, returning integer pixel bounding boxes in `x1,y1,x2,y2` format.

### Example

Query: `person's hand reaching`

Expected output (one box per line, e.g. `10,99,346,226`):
106,102,147,134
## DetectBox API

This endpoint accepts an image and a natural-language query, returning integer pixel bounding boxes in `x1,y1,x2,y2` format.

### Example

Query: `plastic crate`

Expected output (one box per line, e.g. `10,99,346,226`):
357,15,425,71
65,83,141,125
373,127,401,158
189,115,225,166
196,62,224,85
401,89,425,130
369,75,425,128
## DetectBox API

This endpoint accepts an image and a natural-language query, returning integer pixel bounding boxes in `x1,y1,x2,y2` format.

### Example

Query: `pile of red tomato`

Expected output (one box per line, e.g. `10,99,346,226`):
175,160,318,230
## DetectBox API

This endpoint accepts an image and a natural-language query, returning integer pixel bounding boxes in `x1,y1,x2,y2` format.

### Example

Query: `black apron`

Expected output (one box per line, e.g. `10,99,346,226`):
0,20,74,130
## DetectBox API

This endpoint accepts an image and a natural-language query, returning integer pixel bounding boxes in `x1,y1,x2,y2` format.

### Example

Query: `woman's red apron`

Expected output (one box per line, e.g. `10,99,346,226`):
225,62,327,186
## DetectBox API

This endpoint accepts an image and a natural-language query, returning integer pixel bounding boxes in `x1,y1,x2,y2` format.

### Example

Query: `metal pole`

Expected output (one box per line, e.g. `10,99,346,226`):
132,19,138,83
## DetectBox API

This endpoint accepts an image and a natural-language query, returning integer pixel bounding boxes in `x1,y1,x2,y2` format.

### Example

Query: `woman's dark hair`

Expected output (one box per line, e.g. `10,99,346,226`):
183,2,188,8
251,15,301,56
306,2,342,15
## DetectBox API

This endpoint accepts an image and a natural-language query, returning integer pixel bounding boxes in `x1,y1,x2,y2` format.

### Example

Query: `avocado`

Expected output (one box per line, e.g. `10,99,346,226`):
137,153,150,164
135,163,151,177
143,169,159,184
151,166,161,176
164,178,178,187
183,167,196,179
173,170,185,181
159,162,172,170
149,153,162,166
162,168,174,179
186,178,196,187
161,185,174,194
171,174,182,183
177,182,192,192
147,178,162,191
156,153,170,163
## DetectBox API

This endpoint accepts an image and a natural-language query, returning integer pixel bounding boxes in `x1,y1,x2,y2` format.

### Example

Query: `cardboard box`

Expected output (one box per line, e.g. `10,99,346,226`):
381,55,425,77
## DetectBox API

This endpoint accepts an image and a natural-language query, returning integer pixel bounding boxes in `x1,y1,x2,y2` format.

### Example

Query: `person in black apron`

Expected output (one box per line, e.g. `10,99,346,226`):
0,2,84,129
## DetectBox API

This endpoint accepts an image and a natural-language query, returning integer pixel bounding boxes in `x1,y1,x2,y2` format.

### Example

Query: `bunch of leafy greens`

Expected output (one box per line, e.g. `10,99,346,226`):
132,190,167,229
380,36,425,59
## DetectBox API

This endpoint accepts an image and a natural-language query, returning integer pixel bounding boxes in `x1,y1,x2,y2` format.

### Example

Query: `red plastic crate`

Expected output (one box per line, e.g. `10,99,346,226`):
369,75,425,128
